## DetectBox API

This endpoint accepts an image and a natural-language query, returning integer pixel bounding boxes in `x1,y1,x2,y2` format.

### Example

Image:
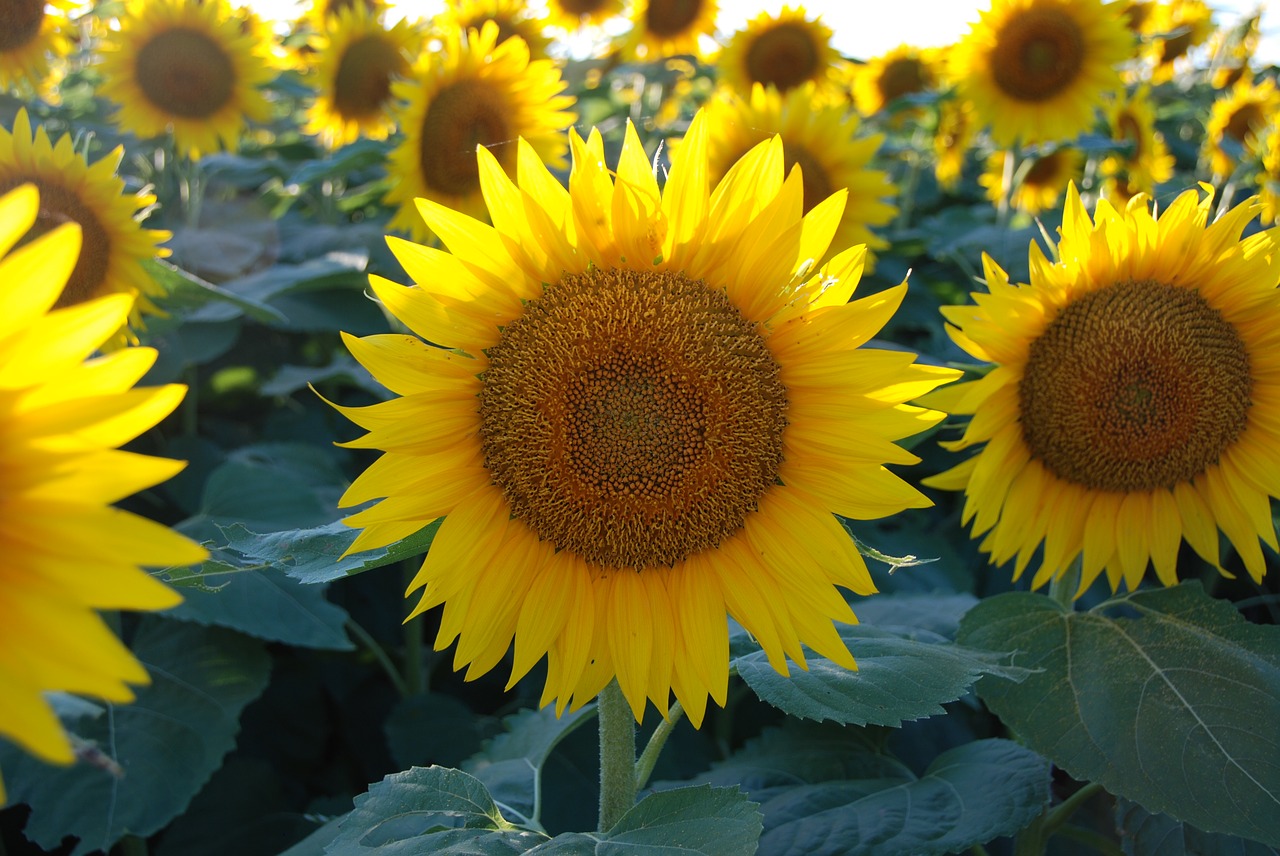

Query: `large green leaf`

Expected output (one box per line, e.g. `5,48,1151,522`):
1116,799,1280,856
3,620,271,856
144,258,286,324
958,583,1280,846
598,785,762,855
734,624,1029,726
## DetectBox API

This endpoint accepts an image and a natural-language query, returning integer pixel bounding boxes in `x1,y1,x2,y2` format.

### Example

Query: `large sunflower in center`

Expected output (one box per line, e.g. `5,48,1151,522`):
926,185,1280,594
949,0,1131,146
334,110,959,724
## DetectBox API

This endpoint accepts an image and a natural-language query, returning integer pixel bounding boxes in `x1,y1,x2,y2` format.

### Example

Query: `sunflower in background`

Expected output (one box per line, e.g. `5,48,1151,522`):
332,108,959,724
979,147,1083,215
1208,11,1261,89
543,0,625,32
697,83,897,264
0,184,207,804
926,184,1280,594
0,110,170,348
1139,0,1213,83
852,44,943,120
949,0,1132,147
621,0,719,61
96,0,275,159
934,97,977,191
301,4,420,149
1098,85,1174,204
302,0,388,30
1257,124,1280,225
437,0,551,59
1202,77,1279,179
718,6,842,100
0,0,81,103
383,21,575,241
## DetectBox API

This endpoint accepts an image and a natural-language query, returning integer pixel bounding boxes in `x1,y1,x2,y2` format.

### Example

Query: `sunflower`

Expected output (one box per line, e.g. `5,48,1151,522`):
979,146,1084,215
1098,85,1174,204
1257,125,1280,225
935,97,977,192
96,0,275,159
302,0,388,30
383,21,575,242
621,0,719,61
926,184,1280,594
1203,77,1279,178
0,0,80,102
949,0,1132,147
0,184,207,803
332,109,959,724
1208,12,1260,89
698,83,897,263
717,6,840,99
301,3,419,148
436,0,551,59
0,110,170,348
543,0,624,31
1140,0,1213,83
852,44,943,119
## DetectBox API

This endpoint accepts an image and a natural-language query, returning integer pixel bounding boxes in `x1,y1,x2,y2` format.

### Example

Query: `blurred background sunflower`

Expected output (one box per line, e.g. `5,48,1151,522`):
0,0,82,103
718,6,843,99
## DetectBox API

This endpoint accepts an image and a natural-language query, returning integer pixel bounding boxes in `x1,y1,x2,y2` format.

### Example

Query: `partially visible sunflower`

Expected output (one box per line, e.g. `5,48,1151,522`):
301,3,420,148
1098,85,1174,204
333,108,959,724
979,147,1084,215
1257,124,1280,225
97,0,275,159
437,0,551,59
935,97,977,192
302,0,388,31
949,0,1132,146
717,6,840,99
1118,0,1155,33
0,184,207,803
0,0,80,102
1208,11,1261,89
0,110,170,348
926,184,1280,593
1140,0,1213,83
543,0,624,31
383,21,575,241
852,44,943,119
697,83,897,262
1203,77,1279,178
621,0,719,61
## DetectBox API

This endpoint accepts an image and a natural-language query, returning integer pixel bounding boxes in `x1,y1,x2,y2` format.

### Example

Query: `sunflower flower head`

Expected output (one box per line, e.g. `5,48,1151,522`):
934,97,978,192
852,44,944,120
1098,85,1174,205
0,109,171,348
0,184,207,803
332,108,960,725
926,183,1280,595
717,6,841,99
979,146,1084,216
949,0,1133,147
436,0,552,59
1139,0,1214,83
0,0,81,103
543,0,624,32
1202,77,1279,178
620,0,719,61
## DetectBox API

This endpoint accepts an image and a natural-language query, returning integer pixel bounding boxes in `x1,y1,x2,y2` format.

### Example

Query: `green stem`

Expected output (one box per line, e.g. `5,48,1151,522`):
1049,555,1083,609
997,146,1018,228
634,701,684,792
597,679,637,832
346,618,408,698
969,845,991,856
402,563,427,697
118,835,148,856
1053,823,1125,856
1043,781,1105,837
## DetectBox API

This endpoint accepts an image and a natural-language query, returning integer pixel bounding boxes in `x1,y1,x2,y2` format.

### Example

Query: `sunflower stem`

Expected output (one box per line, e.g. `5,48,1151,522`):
346,618,408,698
634,700,684,792
997,146,1019,229
1043,781,1105,837
1049,556,1083,608
597,679,637,832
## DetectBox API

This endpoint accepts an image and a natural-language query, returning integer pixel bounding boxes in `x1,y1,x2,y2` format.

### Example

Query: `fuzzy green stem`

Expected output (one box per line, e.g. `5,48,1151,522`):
1049,555,1083,609
634,701,684,792
597,679,638,832
346,618,408,698
1043,782,1105,837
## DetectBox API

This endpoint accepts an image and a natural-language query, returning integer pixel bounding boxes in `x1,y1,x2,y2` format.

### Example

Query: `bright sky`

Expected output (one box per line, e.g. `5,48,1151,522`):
254,0,1275,63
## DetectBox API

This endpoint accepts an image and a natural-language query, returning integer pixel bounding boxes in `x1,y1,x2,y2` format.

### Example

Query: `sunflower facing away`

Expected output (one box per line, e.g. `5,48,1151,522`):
0,0,80,102
301,3,420,148
1139,0,1213,83
384,21,575,241
0,185,207,803
543,0,624,32
621,0,719,61
717,6,840,99
949,0,1132,147
436,0,551,59
1202,77,1279,179
333,109,959,724
979,146,1084,216
96,0,274,159
1098,85,1174,204
699,83,898,262
925,184,1280,594
852,44,943,119
0,109,171,348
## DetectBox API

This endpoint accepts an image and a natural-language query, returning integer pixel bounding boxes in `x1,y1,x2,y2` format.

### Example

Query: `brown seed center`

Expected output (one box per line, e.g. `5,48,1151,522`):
878,57,929,106
645,0,701,38
135,27,236,119
419,79,510,198
1019,280,1252,492
480,267,788,569
0,177,112,309
991,7,1086,102
332,34,404,120
0,0,44,52
556,0,609,17
745,22,820,92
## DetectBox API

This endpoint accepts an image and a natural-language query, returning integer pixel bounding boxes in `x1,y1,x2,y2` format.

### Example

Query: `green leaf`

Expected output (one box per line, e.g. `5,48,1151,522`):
1116,799,1280,855
145,258,288,324
463,706,597,826
600,785,762,855
853,592,980,638
261,355,380,397
3,620,271,856
735,624,1030,726
386,694,489,770
289,138,392,187
957,583,1280,846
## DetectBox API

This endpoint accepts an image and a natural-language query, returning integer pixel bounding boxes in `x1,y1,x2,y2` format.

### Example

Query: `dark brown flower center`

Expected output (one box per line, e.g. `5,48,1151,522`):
1024,150,1070,187
1225,102,1266,144
0,0,44,51
134,27,236,118
1019,280,1252,492
878,57,929,106
0,177,113,309
332,33,404,120
419,79,510,198
556,0,609,17
645,0,701,38
1114,110,1144,157
991,6,1086,102
745,22,820,92
480,267,788,569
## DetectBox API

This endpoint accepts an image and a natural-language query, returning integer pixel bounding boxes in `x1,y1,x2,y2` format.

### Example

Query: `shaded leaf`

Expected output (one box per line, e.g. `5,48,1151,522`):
145,258,286,324
601,785,762,855
1116,799,1279,856
386,694,489,770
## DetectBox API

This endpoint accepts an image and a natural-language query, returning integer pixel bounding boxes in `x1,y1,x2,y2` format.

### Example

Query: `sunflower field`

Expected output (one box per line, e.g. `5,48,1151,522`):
3,0,1280,853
